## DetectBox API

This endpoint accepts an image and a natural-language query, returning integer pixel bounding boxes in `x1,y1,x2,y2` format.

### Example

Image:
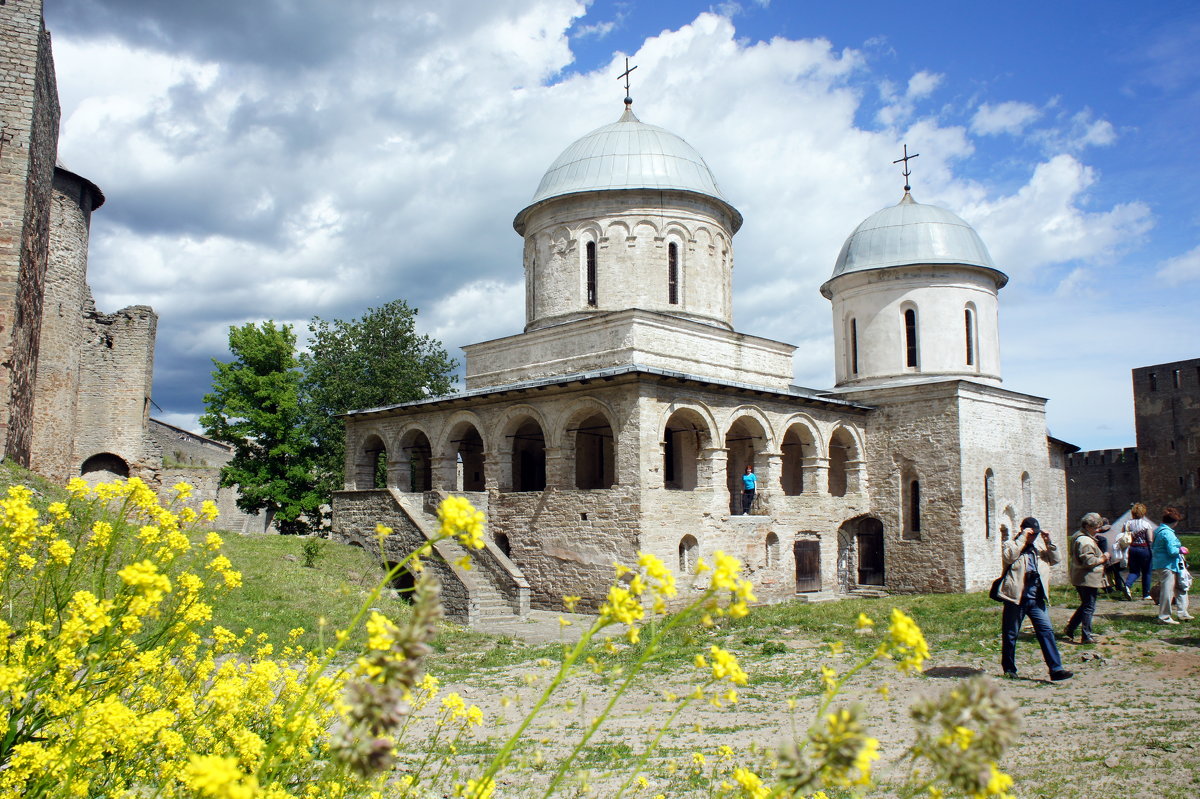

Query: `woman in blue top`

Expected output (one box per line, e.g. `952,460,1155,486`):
1150,506,1192,624
740,465,757,515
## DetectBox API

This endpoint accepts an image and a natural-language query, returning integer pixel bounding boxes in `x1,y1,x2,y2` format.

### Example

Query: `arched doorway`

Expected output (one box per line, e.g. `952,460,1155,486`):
724,416,767,514
781,424,815,496
508,418,546,492
399,430,432,492
80,452,129,484
793,537,820,593
447,422,486,492
827,427,859,497
573,412,615,489
855,517,885,586
836,516,885,590
354,434,388,489
663,408,710,491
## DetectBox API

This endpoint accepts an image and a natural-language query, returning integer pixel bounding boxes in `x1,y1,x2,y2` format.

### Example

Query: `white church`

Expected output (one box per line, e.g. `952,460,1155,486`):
331,95,1071,623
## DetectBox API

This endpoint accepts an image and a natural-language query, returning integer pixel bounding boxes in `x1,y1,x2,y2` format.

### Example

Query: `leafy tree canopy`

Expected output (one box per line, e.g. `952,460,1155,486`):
200,321,324,535
301,300,458,493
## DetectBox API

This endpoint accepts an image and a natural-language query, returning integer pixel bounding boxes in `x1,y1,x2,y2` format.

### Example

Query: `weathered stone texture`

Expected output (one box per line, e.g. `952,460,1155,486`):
0,3,59,464
1066,448,1140,524
72,304,160,480
29,168,96,480
1133,359,1200,531
841,380,1068,593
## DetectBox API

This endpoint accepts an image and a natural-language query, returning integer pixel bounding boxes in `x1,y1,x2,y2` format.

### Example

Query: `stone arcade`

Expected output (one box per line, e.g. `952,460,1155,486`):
332,99,1070,623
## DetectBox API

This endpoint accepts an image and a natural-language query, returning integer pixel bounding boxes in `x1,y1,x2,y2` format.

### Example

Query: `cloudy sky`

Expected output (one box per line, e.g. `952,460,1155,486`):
46,0,1200,451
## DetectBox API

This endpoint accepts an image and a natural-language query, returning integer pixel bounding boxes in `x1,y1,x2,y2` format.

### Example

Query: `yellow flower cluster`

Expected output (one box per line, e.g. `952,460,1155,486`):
0,478,346,799
437,495,486,550
697,551,757,620
878,608,930,674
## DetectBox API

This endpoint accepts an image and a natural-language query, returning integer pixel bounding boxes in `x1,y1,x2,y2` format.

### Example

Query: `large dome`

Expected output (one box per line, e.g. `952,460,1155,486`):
515,106,741,232
823,193,1005,294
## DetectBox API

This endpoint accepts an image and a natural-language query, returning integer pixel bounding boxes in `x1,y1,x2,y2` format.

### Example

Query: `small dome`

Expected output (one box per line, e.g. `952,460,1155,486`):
824,193,1005,292
515,107,741,233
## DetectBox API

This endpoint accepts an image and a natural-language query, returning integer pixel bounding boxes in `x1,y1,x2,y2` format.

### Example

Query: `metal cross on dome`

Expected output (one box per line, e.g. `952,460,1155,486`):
893,144,920,193
618,57,638,106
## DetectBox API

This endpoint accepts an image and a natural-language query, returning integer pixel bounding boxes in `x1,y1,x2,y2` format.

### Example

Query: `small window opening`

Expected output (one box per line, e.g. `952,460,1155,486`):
965,308,975,366
904,308,918,368
850,318,859,375
1149,372,1158,391
586,241,597,307
667,242,679,305
580,512,588,521
1172,369,1181,389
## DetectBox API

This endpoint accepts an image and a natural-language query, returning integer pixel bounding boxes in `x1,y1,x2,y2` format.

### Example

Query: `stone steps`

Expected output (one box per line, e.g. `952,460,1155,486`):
794,591,838,603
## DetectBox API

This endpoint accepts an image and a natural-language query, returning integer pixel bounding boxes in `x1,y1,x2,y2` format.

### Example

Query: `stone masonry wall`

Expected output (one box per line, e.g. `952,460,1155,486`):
1066,448,1140,524
73,304,160,481
0,1,58,464
843,382,965,593
150,419,276,534
634,382,871,604
30,169,94,481
332,489,470,621
1133,359,1200,531
956,385,1068,590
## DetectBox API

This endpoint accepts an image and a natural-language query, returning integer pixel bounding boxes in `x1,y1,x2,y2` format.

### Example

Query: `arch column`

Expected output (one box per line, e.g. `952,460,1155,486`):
756,451,783,515
483,456,502,492
804,456,829,494
846,458,867,494
544,446,569,489
430,456,455,491
699,446,726,491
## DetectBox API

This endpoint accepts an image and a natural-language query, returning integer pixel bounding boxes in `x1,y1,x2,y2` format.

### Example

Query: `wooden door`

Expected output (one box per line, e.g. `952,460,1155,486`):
856,522,885,586
794,540,821,592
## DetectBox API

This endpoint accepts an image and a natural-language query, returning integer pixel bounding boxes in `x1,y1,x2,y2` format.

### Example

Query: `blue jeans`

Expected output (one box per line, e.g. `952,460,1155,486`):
1125,546,1152,597
1066,586,1098,638
1001,595,1063,676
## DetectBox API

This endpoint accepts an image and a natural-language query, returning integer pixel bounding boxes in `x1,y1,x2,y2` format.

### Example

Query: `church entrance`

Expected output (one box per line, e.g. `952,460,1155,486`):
855,517,885,586
793,540,820,592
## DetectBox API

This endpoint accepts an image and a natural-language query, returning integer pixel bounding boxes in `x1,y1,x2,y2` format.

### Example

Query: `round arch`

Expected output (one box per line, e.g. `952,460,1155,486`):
559,397,620,490
397,425,435,493
438,412,489,492
496,407,550,493
80,452,129,483
351,429,389,489
779,415,821,496
723,408,774,515
662,404,718,491
827,424,864,497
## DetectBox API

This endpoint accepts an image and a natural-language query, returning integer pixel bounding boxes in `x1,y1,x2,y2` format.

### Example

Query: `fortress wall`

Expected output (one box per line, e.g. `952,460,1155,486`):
0,2,58,463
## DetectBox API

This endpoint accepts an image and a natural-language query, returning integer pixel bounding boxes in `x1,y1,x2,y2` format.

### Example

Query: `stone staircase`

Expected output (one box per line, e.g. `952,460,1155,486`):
389,491,530,626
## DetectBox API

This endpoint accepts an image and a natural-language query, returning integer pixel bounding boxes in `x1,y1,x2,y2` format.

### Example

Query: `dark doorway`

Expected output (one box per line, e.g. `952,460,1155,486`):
856,518,885,586
794,540,821,592
385,561,415,604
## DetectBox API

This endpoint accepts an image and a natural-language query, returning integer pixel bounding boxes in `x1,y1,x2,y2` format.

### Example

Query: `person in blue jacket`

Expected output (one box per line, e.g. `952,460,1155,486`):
740,465,757,515
1150,506,1192,624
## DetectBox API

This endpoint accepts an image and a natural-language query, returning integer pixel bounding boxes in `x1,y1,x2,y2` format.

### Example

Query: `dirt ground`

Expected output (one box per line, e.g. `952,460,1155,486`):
429,596,1200,798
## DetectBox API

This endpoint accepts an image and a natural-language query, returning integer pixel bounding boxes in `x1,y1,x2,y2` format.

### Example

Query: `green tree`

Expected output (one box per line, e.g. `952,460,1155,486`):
301,300,457,493
201,321,324,535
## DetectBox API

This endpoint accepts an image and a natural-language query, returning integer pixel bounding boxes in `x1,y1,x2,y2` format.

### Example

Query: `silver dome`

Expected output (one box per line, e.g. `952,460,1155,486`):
827,193,1006,287
515,107,741,232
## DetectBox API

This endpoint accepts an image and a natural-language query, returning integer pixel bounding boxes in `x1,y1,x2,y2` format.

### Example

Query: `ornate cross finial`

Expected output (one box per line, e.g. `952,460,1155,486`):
618,57,638,107
893,144,920,193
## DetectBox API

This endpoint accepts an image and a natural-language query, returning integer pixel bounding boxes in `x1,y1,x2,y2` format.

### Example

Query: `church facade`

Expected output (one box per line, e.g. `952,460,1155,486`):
332,100,1071,623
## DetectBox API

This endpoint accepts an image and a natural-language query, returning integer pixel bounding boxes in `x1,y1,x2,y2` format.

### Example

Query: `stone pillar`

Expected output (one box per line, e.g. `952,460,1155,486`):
806,456,830,495
430,456,455,491
847,458,867,494
544,446,569,489
484,454,503,492
699,446,726,491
